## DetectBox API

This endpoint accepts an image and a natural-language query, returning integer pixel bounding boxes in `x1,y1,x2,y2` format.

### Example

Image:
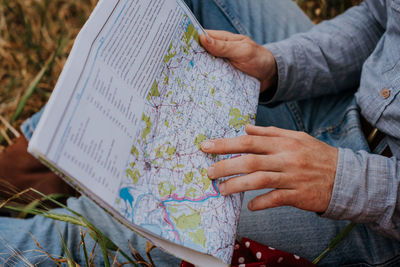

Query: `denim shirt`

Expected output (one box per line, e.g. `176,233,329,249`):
265,0,400,240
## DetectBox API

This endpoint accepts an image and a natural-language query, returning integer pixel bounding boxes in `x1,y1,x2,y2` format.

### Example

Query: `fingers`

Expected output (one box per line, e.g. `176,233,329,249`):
200,126,306,156
245,125,298,138
217,171,288,196
207,154,283,179
205,30,247,41
248,189,297,210
201,135,280,155
200,32,250,59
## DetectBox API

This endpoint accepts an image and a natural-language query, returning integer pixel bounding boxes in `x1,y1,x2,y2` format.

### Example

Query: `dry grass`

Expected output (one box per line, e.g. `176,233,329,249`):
0,183,155,266
296,0,363,23
0,0,361,147
0,0,97,145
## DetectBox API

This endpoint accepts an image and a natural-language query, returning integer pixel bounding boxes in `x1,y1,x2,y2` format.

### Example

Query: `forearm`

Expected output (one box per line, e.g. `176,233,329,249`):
322,148,400,240
261,1,385,103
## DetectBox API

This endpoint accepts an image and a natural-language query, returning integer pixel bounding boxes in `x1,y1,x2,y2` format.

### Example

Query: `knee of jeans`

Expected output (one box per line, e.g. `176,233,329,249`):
20,107,45,141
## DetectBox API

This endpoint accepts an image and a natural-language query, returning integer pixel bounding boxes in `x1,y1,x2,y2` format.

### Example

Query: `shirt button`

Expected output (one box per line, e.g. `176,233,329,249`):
381,88,391,99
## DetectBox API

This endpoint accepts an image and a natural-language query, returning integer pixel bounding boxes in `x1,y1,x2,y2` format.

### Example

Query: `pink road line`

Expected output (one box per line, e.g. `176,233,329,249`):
161,181,220,203
162,205,181,243
159,182,220,244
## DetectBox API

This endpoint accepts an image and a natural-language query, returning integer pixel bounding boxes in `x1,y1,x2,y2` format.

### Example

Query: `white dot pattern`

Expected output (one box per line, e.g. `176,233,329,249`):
229,239,308,266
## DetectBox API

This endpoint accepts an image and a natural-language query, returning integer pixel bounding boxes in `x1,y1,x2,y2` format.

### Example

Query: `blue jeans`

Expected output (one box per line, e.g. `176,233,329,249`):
2,0,400,266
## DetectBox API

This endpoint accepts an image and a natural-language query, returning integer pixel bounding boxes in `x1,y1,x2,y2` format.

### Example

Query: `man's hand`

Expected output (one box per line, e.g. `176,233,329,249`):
201,125,338,213
200,30,277,92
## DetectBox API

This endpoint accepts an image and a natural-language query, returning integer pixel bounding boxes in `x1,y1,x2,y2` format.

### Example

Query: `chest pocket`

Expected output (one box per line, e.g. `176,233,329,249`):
391,0,400,13
382,0,400,72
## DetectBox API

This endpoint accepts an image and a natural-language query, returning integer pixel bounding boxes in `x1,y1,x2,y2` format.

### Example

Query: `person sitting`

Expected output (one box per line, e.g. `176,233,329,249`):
1,0,399,266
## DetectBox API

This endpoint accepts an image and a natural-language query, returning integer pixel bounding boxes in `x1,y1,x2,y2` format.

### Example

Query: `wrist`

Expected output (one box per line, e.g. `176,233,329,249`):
259,47,278,93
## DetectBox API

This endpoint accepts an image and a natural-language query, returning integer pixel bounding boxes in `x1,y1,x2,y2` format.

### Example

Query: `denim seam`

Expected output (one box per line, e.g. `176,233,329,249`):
211,0,251,36
312,106,360,137
286,102,305,132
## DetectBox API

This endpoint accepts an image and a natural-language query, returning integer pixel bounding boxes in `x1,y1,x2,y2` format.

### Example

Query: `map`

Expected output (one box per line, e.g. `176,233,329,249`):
114,14,259,263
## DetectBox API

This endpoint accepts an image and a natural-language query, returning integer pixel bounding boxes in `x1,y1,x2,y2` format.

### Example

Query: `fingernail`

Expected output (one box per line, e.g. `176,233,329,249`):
207,166,215,178
201,141,214,150
206,35,214,45
219,183,226,195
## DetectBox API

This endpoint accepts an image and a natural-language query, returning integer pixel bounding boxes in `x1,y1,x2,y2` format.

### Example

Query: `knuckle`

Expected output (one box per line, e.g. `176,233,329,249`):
265,172,282,188
274,156,285,170
258,173,271,187
214,160,225,172
241,178,252,190
296,131,309,139
239,135,254,148
219,41,229,53
293,153,310,169
245,155,259,172
242,41,253,51
210,139,222,151
268,126,278,132
270,193,284,206
215,139,232,153
228,178,247,192
281,153,293,167
286,138,300,149
282,138,294,149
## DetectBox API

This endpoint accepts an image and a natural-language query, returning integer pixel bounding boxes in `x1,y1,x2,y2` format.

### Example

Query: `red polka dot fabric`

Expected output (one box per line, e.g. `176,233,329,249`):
181,237,315,267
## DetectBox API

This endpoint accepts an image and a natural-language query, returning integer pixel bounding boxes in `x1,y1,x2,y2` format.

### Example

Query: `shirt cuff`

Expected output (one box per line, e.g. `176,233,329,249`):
322,147,395,224
260,38,307,105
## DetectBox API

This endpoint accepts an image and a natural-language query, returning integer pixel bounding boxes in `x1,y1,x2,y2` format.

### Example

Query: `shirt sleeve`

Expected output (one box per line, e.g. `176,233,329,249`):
260,0,386,104
322,148,400,241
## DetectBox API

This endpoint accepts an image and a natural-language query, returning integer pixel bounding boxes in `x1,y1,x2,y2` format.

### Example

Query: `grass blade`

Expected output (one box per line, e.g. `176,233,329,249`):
10,51,55,124
98,237,111,267
80,229,90,267
313,222,356,264
4,205,86,227
56,224,76,267
3,189,145,266
0,115,20,138
18,193,68,218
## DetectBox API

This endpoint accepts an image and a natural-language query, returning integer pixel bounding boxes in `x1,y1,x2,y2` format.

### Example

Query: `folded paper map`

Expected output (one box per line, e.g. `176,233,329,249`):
29,0,259,265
